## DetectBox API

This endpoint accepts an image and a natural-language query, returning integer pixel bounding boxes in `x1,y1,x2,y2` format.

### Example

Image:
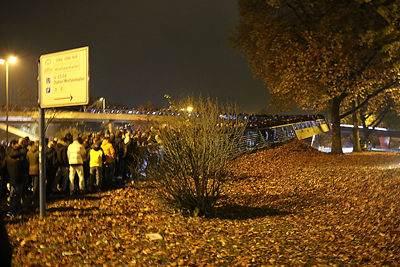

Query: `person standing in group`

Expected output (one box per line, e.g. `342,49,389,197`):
2,140,27,217
113,130,124,180
26,140,39,206
52,138,70,194
88,141,104,192
67,136,86,195
45,139,57,196
101,137,116,189
0,144,7,201
122,132,139,184
17,138,29,203
0,215,12,266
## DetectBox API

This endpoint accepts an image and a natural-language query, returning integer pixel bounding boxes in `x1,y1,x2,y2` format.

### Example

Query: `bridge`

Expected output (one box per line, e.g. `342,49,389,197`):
0,109,171,141
0,110,165,123
0,110,329,140
0,109,398,151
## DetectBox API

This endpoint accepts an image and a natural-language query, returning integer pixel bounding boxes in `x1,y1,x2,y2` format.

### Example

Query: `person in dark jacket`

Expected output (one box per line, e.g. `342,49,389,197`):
51,138,70,194
17,138,29,203
113,130,124,180
122,133,139,183
0,144,8,201
3,140,27,217
0,216,12,267
45,139,57,196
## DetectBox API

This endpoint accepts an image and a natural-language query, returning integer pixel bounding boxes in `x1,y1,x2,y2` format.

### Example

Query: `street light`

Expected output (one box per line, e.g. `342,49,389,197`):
0,56,17,144
100,97,105,111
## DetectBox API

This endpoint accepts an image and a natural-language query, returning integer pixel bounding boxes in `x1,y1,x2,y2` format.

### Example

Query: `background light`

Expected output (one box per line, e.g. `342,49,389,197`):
8,56,17,63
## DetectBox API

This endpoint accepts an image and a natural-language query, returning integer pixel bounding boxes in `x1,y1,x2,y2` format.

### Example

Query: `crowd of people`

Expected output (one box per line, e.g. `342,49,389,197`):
0,114,326,218
246,114,325,129
0,127,162,218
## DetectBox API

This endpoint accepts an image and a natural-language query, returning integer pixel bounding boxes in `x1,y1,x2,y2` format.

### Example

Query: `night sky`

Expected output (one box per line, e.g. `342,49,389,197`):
0,0,269,113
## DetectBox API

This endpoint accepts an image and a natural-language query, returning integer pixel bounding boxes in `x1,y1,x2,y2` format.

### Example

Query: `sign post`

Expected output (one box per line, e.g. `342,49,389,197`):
38,46,89,217
38,107,46,217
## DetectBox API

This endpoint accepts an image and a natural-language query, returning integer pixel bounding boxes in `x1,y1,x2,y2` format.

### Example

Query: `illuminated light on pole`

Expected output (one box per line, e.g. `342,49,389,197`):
0,56,17,144
8,56,16,64
100,97,105,111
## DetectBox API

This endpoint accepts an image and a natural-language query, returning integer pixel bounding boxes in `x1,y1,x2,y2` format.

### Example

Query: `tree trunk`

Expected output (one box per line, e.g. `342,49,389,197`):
331,97,343,154
352,100,361,152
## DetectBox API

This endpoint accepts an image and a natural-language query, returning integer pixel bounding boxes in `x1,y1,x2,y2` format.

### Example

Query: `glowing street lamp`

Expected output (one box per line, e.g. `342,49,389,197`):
186,106,193,113
100,97,105,111
0,56,17,143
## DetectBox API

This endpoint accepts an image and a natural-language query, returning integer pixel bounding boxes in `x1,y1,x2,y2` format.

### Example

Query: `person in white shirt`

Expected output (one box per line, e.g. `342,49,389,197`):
67,136,87,194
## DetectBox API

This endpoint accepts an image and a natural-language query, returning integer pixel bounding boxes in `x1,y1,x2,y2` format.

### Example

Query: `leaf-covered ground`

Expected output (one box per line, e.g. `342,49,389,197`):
5,141,400,266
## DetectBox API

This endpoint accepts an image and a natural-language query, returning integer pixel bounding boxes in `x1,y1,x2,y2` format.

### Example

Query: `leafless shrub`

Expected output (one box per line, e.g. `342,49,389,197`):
147,97,245,216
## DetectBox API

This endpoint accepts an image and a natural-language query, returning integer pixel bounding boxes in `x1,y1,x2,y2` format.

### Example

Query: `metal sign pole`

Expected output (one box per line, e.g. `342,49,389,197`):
38,59,46,218
39,107,46,217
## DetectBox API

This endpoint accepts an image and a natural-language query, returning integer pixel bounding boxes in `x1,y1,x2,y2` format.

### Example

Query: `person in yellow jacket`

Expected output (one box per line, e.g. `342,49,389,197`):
88,142,104,192
101,137,116,189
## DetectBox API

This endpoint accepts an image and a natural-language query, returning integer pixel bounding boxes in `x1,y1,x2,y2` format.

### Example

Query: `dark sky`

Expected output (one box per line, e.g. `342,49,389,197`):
0,0,268,112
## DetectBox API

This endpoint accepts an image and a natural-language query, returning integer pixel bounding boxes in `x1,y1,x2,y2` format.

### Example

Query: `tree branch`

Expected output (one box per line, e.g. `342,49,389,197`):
370,106,389,128
339,80,398,119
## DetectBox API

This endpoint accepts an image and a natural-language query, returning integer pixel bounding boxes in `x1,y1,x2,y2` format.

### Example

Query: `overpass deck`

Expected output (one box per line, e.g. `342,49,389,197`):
0,110,166,123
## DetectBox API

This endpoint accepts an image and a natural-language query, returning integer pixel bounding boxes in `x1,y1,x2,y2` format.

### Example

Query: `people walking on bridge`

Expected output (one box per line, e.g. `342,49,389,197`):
67,136,87,195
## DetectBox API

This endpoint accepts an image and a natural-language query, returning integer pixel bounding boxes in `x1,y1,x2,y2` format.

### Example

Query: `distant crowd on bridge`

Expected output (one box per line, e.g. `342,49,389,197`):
1,103,325,127
0,128,162,218
246,114,325,129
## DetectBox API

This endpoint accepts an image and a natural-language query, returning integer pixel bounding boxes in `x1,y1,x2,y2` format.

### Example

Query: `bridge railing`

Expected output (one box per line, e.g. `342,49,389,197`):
233,119,329,156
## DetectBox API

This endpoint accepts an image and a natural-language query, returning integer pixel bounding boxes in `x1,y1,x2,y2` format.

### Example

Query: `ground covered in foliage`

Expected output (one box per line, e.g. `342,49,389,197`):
5,141,400,266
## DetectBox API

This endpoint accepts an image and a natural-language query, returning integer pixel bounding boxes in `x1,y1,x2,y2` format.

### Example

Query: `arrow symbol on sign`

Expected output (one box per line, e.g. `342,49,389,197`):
54,94,73,101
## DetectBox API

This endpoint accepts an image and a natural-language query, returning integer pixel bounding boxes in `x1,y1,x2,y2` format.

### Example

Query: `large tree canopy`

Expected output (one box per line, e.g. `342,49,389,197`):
232,0,400,153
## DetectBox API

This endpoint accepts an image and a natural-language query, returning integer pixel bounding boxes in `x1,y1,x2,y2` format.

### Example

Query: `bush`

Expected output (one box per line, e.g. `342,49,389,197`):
147,97,245,216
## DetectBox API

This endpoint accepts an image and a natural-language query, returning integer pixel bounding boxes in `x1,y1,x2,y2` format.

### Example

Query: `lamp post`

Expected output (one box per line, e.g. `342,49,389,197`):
100,97,105,111
0,56,17,144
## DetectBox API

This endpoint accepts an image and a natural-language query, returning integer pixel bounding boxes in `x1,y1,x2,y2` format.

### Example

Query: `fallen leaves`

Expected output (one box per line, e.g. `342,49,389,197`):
4,140,400,265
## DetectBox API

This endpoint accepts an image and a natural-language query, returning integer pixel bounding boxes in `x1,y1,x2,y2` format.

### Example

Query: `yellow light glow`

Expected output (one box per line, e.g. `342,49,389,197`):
0,59,5,64
187,106,193,113
8,56,17,63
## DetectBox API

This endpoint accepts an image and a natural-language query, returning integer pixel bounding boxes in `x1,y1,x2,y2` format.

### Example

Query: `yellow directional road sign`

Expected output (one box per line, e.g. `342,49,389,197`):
39,46,89,108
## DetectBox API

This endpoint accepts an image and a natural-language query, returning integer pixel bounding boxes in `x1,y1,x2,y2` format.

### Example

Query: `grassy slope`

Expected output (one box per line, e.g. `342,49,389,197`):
5,141,400,266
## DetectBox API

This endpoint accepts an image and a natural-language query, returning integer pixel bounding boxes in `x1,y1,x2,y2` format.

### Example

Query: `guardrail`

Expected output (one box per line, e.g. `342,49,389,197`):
235,119,329,155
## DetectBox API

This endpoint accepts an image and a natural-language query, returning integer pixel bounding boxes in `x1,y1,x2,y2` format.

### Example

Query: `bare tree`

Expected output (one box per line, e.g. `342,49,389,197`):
147,97,245,216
